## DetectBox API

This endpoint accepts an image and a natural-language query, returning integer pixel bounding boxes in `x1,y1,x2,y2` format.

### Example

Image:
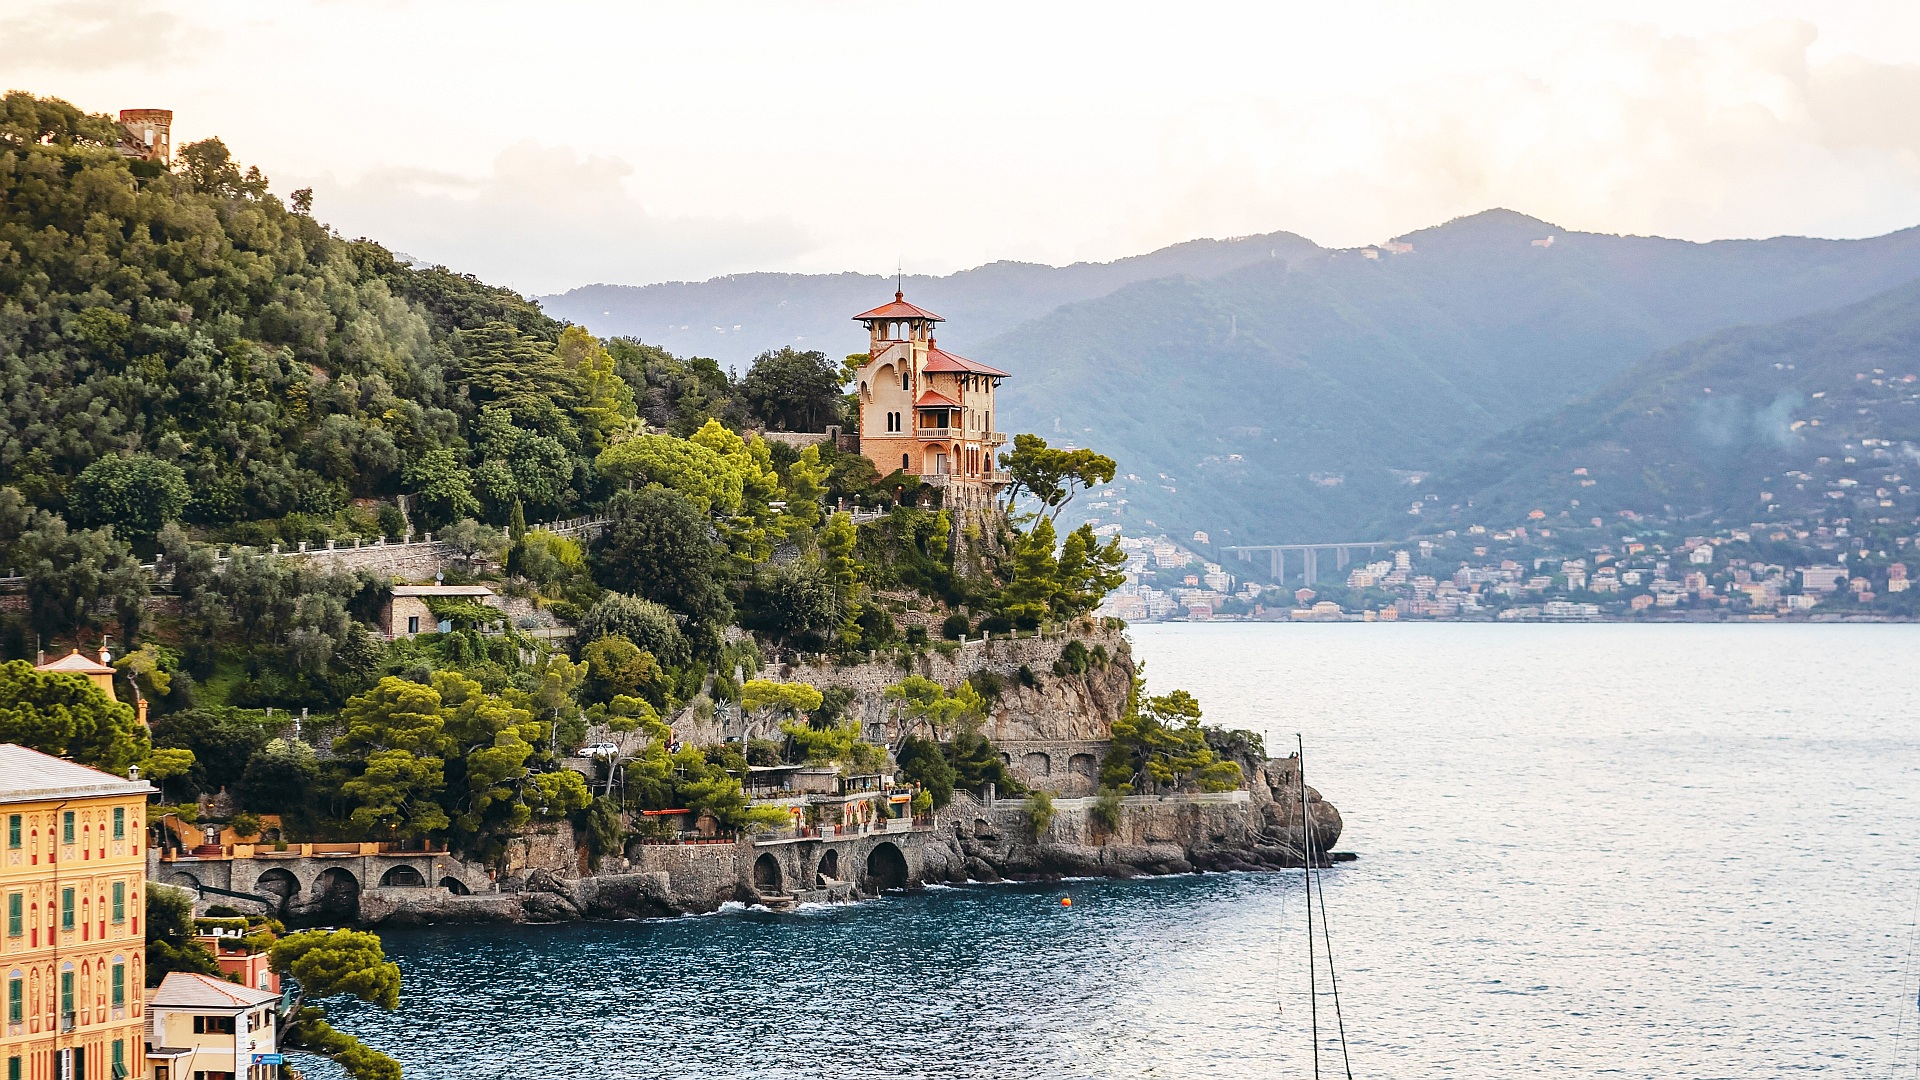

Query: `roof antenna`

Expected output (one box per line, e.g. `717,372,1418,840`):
896,258,903,299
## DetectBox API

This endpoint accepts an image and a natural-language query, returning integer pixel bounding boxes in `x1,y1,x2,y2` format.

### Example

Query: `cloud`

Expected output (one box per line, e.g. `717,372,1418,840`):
1121,20,1920,253
0,0,204,72
309,140,817,297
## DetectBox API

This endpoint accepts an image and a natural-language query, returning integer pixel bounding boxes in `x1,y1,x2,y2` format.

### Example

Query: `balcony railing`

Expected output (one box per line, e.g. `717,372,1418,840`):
988,431,1007,444
915,426,954,440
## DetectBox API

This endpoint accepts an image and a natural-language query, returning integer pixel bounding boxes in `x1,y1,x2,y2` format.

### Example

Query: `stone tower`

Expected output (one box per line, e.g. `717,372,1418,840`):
118,108,173,166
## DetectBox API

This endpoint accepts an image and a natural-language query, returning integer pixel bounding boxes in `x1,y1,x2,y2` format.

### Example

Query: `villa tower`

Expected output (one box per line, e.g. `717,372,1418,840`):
850,292,1009,510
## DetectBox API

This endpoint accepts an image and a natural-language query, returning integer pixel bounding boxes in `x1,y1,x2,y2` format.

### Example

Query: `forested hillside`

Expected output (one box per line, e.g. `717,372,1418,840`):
1416,276,1920,532
980,210,1920,543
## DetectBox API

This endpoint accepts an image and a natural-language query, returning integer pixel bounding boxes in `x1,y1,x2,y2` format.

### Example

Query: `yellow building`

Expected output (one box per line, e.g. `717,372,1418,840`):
144,973,280,1080
0,744,154,1080
850,292,1010,497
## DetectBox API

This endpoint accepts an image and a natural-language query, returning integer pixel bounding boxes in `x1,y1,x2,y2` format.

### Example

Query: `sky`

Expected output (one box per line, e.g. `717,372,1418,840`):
9,0,1920,295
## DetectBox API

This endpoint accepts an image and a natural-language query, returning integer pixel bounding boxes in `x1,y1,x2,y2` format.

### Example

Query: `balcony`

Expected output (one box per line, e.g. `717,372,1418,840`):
915,426,955,441
988,431,1007,444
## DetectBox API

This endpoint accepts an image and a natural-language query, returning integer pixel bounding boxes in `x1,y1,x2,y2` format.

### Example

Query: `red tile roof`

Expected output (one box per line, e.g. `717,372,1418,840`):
922,347,1010,378
853,291,944,323
914,390,962,408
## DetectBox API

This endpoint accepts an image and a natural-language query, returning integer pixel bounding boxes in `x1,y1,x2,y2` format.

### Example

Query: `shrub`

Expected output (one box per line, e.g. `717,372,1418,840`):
941,613,971,640
1027,790,1054,837
1090,788,1124,833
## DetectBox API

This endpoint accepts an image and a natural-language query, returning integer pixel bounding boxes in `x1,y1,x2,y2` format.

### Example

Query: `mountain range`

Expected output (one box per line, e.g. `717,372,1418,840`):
545,210,1920,544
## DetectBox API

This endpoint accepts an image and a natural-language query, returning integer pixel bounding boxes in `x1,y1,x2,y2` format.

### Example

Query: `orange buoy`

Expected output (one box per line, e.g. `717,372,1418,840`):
1060,897,1072,907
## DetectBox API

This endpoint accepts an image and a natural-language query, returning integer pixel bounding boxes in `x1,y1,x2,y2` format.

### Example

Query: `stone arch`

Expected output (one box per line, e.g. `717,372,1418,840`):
311,867,361,920
254,869,299,911
379,865,425,887
1022,751,1052,777
1068,754,1098,781
439,877,470,896
865,842,909,892
167,871,201,891
753,853,784,896
816,849,840,885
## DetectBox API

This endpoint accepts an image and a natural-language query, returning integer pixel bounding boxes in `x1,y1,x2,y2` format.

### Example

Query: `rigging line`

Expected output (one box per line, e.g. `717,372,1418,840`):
1314,837,1356,1080
1899,871,1920,1079
1299,734,1321,1080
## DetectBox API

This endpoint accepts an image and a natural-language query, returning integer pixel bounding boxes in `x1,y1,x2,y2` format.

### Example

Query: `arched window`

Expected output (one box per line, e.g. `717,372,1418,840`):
901,453,910,472
900,369,909,391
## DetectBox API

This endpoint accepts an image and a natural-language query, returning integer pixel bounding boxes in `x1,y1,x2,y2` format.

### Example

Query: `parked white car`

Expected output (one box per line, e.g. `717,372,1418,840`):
578,742,620,758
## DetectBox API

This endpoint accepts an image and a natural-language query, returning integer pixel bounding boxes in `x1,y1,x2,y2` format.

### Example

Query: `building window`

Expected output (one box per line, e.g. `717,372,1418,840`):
111,963,125,1007
113,807,124,840
62,812,74,845
407,616,420,635
112,882,125,924
59,970,73,1017
5,816,16,849
6,1056,16,1080
7,976,20,1023
901,453,910,472
192,1014,237,1035
61,888,74,930
111,1040,125,1079
900,370,909,390
5,894,17,937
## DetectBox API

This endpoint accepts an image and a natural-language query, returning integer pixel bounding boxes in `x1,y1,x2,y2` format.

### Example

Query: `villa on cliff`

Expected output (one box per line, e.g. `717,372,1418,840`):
848,292,1010,512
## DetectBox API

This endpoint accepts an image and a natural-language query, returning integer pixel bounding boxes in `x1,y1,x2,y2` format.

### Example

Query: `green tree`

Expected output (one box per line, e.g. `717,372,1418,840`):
739,347,844,432
404,449,480,530
558,325,636,454
895,734,956,807
591,487,733,655
270,929,404,1080
67,454,189,540
576,594,688,668
782,444,829,531
13,515,149,643
1100,684,1241,794
0,660,149,773
581,636,669,708
595,433,743,513
145,883,220,985
236,738,319,815
999,434,1116,528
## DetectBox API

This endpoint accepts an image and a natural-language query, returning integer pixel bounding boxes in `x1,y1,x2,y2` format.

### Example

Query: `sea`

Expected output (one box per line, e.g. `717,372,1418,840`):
321,623,1920,1078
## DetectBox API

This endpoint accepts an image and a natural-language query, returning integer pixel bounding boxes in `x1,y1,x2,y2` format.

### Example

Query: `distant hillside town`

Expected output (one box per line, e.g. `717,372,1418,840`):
1097,507,1920,623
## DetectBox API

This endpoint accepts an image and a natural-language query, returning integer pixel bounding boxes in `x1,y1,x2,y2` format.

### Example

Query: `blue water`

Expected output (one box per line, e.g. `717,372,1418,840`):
325,624,1920,1078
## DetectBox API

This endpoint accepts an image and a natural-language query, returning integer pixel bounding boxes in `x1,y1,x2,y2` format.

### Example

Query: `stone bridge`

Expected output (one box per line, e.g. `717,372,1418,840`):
152,848,495,921
746,825,946,900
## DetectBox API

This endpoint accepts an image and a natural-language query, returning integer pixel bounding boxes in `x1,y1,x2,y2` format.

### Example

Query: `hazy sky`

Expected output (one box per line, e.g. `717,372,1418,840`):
10,1,1920,294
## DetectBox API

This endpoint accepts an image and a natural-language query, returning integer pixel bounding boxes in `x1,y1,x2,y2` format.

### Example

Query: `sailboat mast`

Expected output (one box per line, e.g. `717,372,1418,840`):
1300,734,1321,1080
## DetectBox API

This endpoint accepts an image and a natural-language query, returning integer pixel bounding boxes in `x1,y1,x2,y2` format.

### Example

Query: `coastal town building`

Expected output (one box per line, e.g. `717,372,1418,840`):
144,972,281,1080
0,744,154,1080
849,293,1009,510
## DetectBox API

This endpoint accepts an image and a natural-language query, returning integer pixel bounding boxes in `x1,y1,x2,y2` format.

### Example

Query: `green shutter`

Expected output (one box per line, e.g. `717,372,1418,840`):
62,811,73,845
5,815,16,849
7,1055,18,1080
60,888,74,930
59,970,73,1015
113,807,125,840
111,881,124,923
111,963,125,1006
6,893,18,937
7,978,20,1023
